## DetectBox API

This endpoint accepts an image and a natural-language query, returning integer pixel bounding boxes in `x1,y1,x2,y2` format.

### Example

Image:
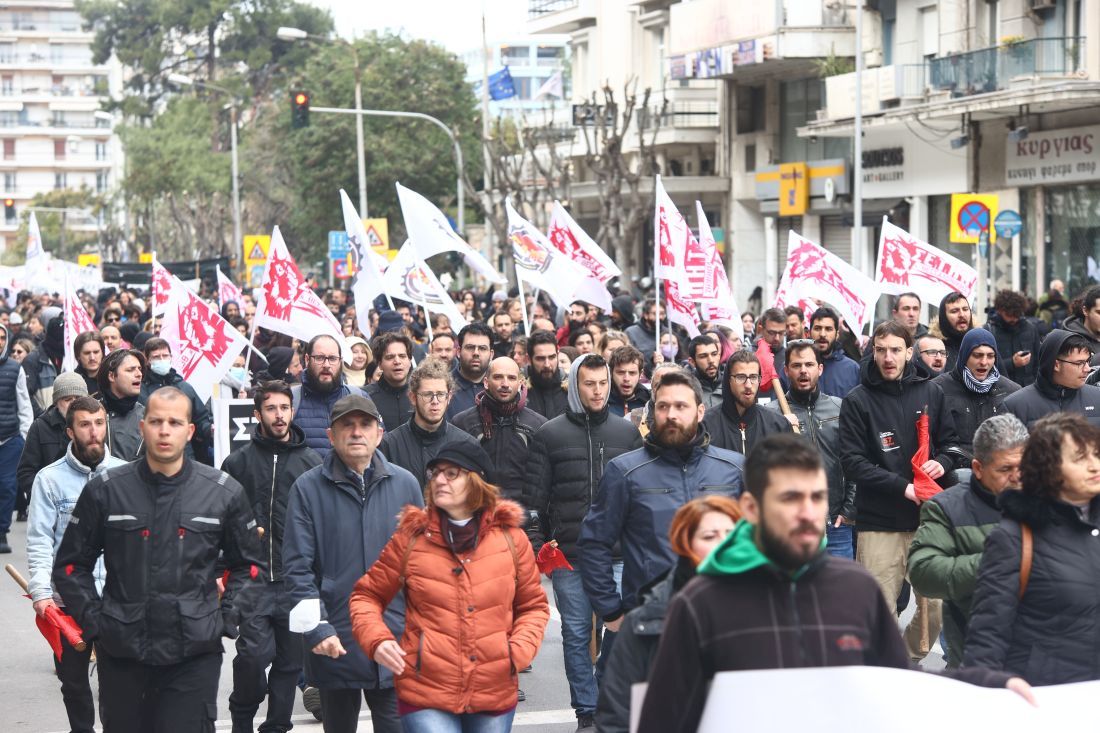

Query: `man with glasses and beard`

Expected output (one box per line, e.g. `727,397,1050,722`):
577,371,744,656
26,396,126,732
222,381,322,733
293,334,365,456
526,330,568,420
637,434,1030,733
379,358,478,485
703,350,791,455
447,322,493,420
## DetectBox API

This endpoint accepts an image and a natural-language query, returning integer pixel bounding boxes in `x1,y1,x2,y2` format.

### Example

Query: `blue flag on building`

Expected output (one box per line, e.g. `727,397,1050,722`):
487,67,516,100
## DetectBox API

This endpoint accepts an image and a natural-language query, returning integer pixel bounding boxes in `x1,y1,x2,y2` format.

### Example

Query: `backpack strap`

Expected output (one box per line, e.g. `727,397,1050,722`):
1018,523,1033,601
501,530,520,586
397,534,420,587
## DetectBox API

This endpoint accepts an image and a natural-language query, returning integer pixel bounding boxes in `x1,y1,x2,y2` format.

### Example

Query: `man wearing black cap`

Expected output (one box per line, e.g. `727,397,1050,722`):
283,393,423,733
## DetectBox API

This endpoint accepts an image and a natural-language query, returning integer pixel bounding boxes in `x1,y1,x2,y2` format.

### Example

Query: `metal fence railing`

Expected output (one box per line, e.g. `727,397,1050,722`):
929,37,1085,97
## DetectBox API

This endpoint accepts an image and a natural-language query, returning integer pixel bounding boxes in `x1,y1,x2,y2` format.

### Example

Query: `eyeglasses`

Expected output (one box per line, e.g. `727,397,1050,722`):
416,391,449,403
463,344,491,353
920,350,948,358
427,466,465,482
309,355,341,365
1056,358,1092,370
730,374,762,384
104,315,120,323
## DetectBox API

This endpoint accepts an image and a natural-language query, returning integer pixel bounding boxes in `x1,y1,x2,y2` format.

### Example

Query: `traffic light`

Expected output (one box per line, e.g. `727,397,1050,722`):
291,91,310,129
3,198,13,223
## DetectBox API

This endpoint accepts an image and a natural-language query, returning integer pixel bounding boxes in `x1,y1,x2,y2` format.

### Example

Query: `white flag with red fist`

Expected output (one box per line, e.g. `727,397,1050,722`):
777,231,880,334
686,201,732,303
62,274,100,372
216,265,245,312
654,175,692,292
253,226,345,353
151,256,174,317
506,199,587,307
665,279,701,338
546,201,616,312
876,218,977,304
159,283,249,403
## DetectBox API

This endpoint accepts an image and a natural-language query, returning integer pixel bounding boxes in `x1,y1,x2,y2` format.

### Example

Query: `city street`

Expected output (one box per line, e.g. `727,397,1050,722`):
1,520,577,733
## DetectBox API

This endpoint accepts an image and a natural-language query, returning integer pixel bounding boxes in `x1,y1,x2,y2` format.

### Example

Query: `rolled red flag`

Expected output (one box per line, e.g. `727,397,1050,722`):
912,407,942,502
755,339,780,394
536,543,574,576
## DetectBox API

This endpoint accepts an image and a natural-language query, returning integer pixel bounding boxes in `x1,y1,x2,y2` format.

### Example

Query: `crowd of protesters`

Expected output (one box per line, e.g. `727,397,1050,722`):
7,271,1100,732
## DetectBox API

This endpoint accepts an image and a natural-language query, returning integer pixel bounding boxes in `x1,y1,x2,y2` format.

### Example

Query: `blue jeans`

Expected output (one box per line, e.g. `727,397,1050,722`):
551,568,599,716
0,435,24,535
400,708,515,733
825,521,854,560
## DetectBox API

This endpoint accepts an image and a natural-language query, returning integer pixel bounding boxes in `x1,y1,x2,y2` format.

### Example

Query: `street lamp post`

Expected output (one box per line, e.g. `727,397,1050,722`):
278,26,368,219
166,73,242,261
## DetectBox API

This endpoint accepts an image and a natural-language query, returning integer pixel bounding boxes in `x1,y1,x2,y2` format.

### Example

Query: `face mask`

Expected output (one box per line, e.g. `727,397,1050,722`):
661,344,678,360
228,367,247,383
150,359,171,376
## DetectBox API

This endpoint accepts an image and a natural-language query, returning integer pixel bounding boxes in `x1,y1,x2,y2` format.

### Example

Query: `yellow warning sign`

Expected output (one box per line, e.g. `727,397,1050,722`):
243,234,272,287
363,218,389,252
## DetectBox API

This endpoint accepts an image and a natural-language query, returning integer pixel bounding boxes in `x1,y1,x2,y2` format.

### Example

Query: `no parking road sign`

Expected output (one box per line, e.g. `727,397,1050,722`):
950,193,999,244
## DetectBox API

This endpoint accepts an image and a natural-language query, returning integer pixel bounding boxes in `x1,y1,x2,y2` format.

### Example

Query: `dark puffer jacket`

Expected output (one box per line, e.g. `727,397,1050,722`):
291,375,364,456
933,329,1021,460
907,475,1002,668
528,356,642,561
364,377,413,432
452,398,547,506
221,423,321,582
526,368,568,420
986,313,1042,387
839,358,963,532
963,489,1100,685
378,418,479,487
1003,329,1100,429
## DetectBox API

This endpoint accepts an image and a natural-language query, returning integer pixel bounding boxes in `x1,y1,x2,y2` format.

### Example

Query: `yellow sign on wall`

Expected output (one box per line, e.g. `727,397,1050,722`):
77,253,101,267
139,252,153,264
778,162,810,216
950,193,999,244
363,218,389,252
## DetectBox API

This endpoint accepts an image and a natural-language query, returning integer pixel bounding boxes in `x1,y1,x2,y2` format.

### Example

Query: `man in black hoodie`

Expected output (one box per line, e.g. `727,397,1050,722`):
986,289,1042,387
840,320,963,659
1004,330,1100,428
525,330,568,419
364,332,414,431
22,314,64,416
222,381,322,733
608,345,651,417
686,335,723,409
529,353,641,730
703,350,791,455
937,292,973,372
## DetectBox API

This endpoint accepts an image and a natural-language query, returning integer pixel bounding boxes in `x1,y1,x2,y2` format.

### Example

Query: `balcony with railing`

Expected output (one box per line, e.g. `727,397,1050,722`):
527,0,596,34
928,36,1084,98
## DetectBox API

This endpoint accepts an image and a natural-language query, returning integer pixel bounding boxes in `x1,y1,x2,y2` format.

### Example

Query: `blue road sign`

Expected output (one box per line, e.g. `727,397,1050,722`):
328,231,349,260
994,210,1023,238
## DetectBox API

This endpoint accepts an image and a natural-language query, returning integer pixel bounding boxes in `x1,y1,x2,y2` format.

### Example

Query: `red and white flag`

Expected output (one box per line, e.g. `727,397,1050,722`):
216,265,244,312
160,284,249,403
665,279,701,339
685,201,732,302
876,218,978,304
546,201,618,312
699,301,742,332
62,274,99,372
151,256,174,317
654,175,692,293
253,226,344,353
507,199,587,307
777,232,880,335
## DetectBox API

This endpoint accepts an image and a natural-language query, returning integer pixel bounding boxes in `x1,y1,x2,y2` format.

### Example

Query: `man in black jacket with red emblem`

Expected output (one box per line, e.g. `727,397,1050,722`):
54,387,267,733
222,380,321,733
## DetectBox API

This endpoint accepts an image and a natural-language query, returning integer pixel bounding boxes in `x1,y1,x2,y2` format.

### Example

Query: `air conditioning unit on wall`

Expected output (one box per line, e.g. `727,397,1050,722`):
1031,0,1056,12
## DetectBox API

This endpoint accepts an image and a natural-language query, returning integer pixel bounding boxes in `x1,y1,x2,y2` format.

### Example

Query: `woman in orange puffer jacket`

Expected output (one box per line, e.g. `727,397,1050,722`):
349,442,549,732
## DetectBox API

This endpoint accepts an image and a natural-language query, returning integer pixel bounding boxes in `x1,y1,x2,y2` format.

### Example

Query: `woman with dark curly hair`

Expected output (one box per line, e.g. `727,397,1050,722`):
964,411,1100,684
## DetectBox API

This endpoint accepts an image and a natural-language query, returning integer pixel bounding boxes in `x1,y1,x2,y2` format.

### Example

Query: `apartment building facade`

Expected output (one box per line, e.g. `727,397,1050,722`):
0,0,122,252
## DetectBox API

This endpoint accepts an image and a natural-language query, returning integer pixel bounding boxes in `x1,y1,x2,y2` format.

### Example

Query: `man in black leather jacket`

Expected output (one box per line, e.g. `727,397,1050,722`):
54,387,266,733
222,381,321,733
529,354,641,729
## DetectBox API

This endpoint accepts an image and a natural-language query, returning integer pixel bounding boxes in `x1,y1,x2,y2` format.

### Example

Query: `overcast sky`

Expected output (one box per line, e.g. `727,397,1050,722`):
308,0,529,54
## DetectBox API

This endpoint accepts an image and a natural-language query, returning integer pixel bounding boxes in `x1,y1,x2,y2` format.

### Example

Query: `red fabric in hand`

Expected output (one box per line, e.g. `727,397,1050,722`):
536,543,574,576
755,340,780,393
912,411,942,501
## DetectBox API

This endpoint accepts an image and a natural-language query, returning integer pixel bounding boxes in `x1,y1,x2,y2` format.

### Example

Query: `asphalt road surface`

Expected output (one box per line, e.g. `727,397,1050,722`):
1,519,578,733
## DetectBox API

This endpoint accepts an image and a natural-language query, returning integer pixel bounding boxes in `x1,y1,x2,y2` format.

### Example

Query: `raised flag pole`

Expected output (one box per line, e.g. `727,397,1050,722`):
515,264,532,337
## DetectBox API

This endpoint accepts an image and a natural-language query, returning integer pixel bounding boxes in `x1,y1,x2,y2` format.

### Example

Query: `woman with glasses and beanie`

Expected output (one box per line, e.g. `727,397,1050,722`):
964,412,1100,684
349,442,549,732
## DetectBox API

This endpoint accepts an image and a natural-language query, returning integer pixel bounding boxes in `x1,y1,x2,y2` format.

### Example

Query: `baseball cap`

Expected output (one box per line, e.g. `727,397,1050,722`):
52,372,90,403
329,393,382,425
426,441,494,481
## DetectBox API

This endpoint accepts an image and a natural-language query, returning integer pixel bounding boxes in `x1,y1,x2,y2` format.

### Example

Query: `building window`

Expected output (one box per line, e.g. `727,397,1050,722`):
0,112,17,128
4,201,13,223
96,171,108,192
779,79,851,162
3,139,13,160
95,141,107,160
54,139,66,160
736,85,766,134
52,111,66,127
500,45,530,66
54,172,67,189
3,172,15,191
920,6,939,60
0,75,11,95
